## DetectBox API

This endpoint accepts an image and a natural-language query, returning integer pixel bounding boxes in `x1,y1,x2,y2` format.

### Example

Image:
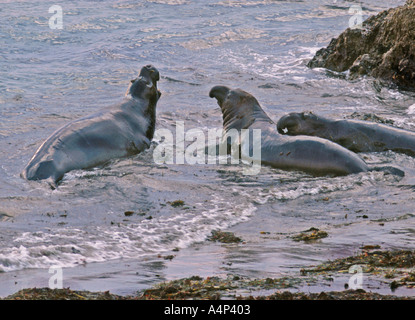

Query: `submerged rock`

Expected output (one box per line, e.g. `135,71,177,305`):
308,0,415,90
207,230,243,243
291,227,328,242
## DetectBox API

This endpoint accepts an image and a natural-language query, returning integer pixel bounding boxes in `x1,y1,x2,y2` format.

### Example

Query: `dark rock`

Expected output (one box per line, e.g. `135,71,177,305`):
163,285,179,294
308,1,415,91
169,200,185,207
317,292,333,300
207,230,243,243
279,291,294,300
291,228,328,242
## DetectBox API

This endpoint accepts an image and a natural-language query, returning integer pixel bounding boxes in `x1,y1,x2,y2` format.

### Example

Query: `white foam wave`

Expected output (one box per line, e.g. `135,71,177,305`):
250,171,392,205
407,104,415,115
225,47,315,80
0,194,255,272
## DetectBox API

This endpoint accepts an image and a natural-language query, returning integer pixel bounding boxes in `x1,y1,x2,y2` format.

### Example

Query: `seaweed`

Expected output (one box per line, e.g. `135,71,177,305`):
207,230,243,243
291,228,328,242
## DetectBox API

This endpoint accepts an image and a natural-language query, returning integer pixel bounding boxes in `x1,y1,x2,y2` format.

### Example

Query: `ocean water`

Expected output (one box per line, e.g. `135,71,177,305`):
1,0,414,297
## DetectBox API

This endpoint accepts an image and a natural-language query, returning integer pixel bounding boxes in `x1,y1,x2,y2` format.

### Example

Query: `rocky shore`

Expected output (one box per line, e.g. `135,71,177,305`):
2,286,414,300
308,0,415,90
2,248,414,300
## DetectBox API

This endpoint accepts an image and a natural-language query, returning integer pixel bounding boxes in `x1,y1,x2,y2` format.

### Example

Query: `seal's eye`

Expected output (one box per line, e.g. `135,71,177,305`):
130,79,136,83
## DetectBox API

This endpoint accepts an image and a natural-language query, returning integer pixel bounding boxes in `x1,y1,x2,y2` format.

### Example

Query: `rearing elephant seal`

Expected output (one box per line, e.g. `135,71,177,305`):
277,112,415,156
209,86,369,176
22,65,161,187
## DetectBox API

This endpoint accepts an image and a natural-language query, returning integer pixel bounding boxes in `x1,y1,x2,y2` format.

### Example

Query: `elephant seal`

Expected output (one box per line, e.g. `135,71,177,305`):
22,64,161,187
277,111,415,156
209,86,370,176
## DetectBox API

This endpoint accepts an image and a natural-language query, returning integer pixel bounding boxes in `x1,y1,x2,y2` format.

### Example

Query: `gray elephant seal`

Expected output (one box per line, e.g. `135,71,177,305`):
209,86,370,176
22,65,161,187
277,111,415,156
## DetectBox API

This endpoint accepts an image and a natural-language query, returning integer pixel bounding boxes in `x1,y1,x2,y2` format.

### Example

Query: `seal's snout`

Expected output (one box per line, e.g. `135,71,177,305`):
277,114,299,134
129,65,161,99
209,86,230,106
277,115,288,134
139,65,160,83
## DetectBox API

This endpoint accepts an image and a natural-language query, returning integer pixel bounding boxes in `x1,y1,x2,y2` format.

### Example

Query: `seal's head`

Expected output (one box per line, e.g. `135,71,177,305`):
209,85,272,132
277,111,325,136
128,65,161,104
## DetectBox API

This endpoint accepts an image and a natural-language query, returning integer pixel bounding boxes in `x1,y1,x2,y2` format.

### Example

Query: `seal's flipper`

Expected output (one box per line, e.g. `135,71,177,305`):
45,177,57,190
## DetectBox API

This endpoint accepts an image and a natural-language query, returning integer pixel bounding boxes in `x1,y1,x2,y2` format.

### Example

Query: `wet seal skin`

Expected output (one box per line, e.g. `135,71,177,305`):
209,86,370,176
22,65,161,188
277,111,415,157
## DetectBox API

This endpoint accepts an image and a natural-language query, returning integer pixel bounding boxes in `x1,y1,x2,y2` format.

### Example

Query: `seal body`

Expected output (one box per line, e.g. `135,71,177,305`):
277,112,415,156
209,86,369,176
22,65,161,186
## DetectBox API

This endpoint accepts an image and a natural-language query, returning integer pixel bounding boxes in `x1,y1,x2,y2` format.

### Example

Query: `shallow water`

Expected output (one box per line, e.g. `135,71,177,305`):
1,0,414,297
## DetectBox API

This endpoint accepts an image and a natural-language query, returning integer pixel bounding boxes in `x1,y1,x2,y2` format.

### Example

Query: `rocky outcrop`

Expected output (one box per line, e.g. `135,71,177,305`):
308,0,415,90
